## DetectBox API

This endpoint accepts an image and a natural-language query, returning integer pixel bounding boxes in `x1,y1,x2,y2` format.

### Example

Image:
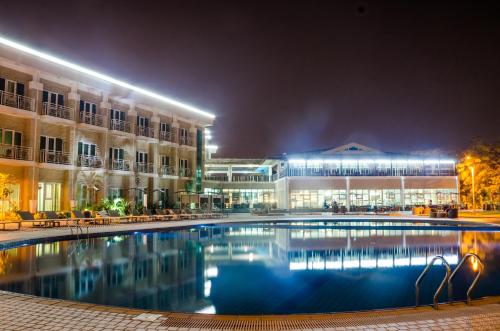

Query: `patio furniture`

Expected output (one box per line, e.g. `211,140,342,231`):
0,220,21,231
17,211,58,228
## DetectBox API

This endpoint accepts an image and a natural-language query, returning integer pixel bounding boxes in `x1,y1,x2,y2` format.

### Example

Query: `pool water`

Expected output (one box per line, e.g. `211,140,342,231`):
0,222,498,315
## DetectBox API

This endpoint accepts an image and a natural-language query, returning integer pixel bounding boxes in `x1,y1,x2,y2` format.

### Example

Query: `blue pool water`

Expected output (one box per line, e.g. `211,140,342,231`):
0,221,498,315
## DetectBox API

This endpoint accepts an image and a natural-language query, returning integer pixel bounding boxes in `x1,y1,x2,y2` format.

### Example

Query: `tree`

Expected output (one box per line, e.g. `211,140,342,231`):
0,173,17,220
77,171,103,208
457,139,500,209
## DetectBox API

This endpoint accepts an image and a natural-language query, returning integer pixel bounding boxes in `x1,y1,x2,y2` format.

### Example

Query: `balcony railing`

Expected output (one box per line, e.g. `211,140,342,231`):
0,144,33,161
39,150,71,165
204,174,270,182
0,91,35,112
179,168,193,177
79,111,105,127
283,167,456,177
135,126,156,139
158,165,176,176
135,162,155,174
205,174,229,181
232,174,270,182
159,131,176,143
77,155,103,168
109,159,131,171
179,135,193,146
109,119,131,133
42,102,74,120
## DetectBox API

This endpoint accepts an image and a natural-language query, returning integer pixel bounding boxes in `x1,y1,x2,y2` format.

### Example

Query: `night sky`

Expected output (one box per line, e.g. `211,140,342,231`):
1,0,499,157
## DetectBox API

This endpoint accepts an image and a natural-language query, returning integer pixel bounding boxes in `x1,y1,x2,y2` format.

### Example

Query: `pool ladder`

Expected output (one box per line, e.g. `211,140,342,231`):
415,253,484,309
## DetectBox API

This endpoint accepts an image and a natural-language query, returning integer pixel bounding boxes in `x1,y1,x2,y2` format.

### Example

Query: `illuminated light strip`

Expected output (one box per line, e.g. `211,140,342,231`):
0,35,215,119
288,158,455,164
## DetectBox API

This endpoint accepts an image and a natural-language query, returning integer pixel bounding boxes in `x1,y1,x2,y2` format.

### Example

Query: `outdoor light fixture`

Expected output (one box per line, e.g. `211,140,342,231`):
0,35,215,119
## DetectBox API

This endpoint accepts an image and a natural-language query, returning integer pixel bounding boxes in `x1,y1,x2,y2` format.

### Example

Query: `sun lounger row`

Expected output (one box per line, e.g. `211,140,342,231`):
1,209,225,230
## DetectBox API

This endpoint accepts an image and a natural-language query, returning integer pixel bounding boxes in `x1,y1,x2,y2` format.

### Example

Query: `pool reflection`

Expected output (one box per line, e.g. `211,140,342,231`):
0,226,498,315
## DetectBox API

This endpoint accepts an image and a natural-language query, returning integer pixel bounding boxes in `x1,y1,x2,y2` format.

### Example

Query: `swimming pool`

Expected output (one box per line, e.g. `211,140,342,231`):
0,221,498,315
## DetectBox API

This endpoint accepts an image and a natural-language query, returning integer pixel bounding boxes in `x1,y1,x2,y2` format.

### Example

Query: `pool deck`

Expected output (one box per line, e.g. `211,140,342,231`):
0,213,498,248
0,214,499,330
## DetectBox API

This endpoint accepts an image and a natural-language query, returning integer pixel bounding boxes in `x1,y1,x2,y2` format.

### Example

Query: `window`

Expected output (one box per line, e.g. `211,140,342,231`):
137,116,149,127
37,182,61,211
160,155,169,166
42,90,64,106
179,159,188,169
160,122,170,132
110,109,126,121
40,136,63,152
108,188,124,200
78,142,96,156
180,128,188,141
0,129,22,146
109,147,124,161
79,100,97,114
2,79,24,95
136,151,148,164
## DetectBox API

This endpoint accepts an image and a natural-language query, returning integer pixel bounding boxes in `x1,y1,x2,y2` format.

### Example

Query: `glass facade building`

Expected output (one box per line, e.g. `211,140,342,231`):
205,143,459,211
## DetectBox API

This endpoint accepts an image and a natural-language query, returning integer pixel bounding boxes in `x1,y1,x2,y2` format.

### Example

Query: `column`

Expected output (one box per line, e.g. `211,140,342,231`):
27,77,43,211
345,177,350,211
400,176,406,209
100,96,111,199
151,114,160,206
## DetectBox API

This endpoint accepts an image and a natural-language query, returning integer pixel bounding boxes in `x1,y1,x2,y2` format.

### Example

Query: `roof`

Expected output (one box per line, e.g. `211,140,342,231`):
0,35,215,122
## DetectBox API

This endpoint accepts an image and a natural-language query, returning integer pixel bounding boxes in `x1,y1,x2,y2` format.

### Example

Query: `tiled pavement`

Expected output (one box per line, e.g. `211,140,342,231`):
0,291,499,330
0,215,499,330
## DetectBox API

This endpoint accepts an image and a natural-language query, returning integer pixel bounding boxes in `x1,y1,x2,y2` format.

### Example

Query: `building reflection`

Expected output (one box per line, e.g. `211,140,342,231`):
0,225,490,313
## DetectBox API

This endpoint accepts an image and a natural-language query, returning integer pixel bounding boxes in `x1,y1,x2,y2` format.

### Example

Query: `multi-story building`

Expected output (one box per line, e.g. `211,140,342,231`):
0,36,214,212
205,142,459,211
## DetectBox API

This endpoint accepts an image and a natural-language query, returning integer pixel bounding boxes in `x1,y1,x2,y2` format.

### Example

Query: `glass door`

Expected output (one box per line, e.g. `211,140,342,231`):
37,182,61,211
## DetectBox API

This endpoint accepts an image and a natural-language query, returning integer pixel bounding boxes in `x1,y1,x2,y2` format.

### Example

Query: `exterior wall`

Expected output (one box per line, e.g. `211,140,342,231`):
0,53,211,213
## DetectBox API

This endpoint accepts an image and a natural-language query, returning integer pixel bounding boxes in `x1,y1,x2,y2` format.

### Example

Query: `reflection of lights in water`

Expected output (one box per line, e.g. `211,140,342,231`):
289,254,459,271
471,257,479,272
204,280,211,297
210,245,214,253
196,305,216,314
243,246,248,252
249,253,254,262
205,266,218,278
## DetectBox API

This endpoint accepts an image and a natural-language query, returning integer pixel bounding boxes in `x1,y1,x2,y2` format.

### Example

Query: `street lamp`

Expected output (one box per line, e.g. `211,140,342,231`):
469,165,475,212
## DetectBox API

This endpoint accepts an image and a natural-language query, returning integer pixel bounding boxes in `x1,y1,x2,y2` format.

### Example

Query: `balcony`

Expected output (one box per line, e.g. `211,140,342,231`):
41,102,74,121
179,135,194,147
179,168,193,177
0,90,35,113
78,111,105,128
232,174,270,182
0,144,33,161
283,167,456,177
109,119,132,134
159,131,176,143
158,165,176,176
109,159,131,172
39,150,71,165
135,162,155,174
135,126,156,139
77,155,103,168
204,174,270,182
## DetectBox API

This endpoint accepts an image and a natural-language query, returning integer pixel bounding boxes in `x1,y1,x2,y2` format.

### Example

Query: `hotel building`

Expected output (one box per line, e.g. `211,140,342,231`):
0,36,214,212
205,143,459,211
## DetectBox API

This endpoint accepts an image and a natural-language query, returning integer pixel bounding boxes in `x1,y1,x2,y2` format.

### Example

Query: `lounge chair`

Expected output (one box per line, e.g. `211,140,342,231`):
17,211,58,228
131,210,150,223
72,210,99,226
0,220,21,230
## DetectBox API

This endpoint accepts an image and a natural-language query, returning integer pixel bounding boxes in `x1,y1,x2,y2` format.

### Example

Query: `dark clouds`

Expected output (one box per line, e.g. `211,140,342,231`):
1,0,499,157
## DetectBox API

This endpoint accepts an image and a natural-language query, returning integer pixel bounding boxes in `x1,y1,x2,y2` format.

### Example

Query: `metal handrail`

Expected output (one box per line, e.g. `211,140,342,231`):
109,119,131,133
79,111,105,127
135,125,156,138
0,144,33,161
0,90,35,111
42,102,74,120
415,255,451,309
448,253,484,305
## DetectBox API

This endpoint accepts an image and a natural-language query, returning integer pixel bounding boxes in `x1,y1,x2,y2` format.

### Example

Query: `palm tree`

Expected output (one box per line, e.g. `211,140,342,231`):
77,171,103,208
